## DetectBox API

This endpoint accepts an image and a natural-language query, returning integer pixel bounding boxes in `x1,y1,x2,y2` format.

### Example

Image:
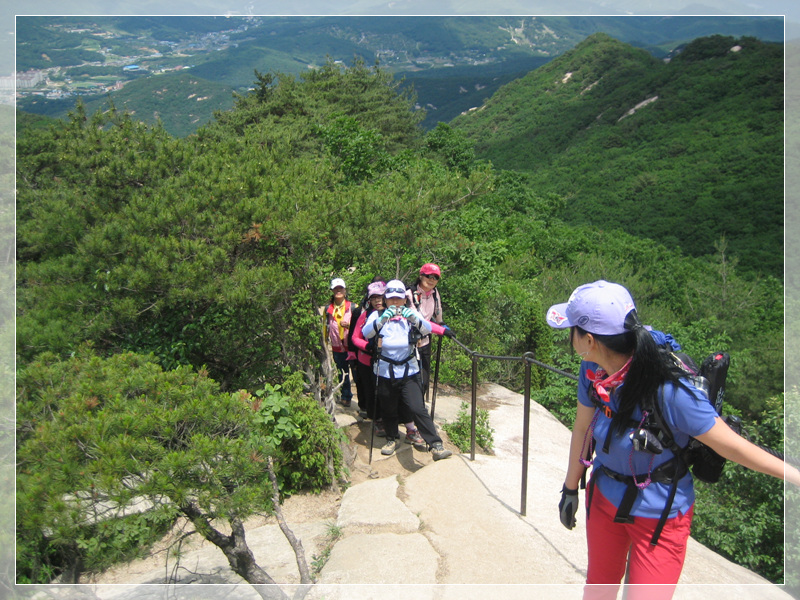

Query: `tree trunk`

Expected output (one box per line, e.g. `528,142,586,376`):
266,456,313,584
52,542,84,584
181,501,289,599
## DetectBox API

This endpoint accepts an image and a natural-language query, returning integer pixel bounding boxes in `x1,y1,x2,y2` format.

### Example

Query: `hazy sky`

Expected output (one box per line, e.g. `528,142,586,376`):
4,0,796,74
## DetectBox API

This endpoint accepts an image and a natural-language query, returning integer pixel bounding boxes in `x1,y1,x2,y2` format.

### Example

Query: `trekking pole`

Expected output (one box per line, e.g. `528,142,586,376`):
369,342,382,465
430,334,442,421
369,359,379,465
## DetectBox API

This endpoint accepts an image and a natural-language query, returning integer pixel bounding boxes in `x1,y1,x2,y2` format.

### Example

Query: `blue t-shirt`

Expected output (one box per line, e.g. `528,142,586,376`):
578,361,718,518
362,309,432,379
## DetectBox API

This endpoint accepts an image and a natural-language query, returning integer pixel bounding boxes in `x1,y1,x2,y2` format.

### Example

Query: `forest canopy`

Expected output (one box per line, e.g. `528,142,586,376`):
451,34,784,276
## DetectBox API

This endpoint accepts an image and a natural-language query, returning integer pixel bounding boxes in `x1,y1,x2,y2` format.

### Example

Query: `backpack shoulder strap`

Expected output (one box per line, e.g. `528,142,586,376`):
408,283,421,309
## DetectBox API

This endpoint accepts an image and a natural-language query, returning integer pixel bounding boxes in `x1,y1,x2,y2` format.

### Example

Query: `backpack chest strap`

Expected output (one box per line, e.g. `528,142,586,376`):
378,353,413,380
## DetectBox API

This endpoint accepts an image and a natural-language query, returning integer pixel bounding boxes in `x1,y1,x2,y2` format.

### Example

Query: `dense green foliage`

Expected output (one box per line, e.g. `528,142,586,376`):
690,396,786,582
452,34,783,276
16,348,343,584
260,376,347,494
15,43,787,585
0,104,15,599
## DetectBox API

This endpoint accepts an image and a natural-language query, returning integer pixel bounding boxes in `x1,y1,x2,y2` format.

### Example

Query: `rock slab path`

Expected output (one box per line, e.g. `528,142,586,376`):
76,384,792,600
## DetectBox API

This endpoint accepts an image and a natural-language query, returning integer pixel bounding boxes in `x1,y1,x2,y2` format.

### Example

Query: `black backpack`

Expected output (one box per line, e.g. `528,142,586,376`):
651,351,734,484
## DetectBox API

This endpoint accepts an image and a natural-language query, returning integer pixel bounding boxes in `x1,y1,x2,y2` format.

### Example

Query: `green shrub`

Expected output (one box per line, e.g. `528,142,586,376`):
273,387,347,495
16,348,344,583
442,401,495,453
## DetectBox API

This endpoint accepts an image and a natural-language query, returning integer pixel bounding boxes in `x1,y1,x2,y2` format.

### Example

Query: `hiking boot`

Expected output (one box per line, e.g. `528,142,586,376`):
405,428,426,448
358,410,369,419
430,442,452,461
374,420,386,437
381,438,398,456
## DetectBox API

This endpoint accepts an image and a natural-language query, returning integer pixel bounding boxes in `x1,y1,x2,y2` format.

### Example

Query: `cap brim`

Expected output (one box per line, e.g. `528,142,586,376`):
546,303,571,329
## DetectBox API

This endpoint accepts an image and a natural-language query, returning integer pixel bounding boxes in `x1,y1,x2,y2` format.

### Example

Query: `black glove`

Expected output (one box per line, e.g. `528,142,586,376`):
442,325,456,338
559,484,579,530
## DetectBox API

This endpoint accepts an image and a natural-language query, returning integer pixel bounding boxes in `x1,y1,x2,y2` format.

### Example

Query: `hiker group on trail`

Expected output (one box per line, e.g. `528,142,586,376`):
547,280,800,600
323,271,800,597
322,264,455,461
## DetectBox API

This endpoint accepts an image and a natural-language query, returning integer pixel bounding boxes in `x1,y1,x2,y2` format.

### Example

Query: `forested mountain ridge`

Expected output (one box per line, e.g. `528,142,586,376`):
15,51,787,586
451,33,783,276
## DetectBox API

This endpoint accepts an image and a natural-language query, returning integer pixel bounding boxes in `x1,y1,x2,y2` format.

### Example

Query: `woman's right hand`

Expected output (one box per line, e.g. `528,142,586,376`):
559,484,579,529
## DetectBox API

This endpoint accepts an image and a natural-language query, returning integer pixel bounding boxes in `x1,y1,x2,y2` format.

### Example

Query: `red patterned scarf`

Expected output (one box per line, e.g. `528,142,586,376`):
586,356,632,406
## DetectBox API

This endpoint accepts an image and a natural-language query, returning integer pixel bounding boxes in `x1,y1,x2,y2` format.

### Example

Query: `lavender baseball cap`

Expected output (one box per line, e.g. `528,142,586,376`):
367,281,386,298
546,280,636,335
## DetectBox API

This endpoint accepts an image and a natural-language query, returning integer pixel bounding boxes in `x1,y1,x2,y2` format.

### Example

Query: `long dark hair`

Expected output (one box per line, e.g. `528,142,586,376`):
576,310,684,433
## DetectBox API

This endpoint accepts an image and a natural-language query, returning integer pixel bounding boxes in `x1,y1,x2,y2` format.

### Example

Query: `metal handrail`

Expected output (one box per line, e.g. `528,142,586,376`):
432,337,794,517
432,336,579,516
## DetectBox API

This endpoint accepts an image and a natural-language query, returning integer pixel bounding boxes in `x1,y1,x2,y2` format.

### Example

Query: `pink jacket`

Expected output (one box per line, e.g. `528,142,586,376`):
351,310,373,366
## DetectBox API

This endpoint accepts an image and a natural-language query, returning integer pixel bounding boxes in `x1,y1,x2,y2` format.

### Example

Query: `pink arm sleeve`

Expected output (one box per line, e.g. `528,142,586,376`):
351,312,369,351
429,321,446,336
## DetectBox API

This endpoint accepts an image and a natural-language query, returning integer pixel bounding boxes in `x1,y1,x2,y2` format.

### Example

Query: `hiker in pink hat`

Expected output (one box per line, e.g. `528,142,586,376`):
405,263,446,401
349,280,386,420
548,280,800,600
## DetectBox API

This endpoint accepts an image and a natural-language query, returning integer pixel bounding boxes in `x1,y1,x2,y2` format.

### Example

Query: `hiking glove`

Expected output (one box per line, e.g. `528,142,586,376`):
443,325,456,338
379,306,396,322
401,307,419,324
559,484,579,530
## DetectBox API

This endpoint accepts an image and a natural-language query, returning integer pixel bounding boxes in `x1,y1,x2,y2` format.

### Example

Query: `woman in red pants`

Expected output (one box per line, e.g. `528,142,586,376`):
547,280,800,600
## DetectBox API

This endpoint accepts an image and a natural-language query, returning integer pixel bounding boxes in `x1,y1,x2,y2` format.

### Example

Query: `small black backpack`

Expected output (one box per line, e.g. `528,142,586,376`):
653,351,735,483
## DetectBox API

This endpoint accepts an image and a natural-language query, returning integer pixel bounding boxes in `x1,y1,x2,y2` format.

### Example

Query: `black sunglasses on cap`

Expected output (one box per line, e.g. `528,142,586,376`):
422,273,440,280
385,287,406,296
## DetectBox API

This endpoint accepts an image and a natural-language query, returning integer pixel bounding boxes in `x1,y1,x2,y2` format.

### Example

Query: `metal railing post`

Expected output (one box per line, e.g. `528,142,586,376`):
521,353,534,516
470,355,478,461
433,336,578,516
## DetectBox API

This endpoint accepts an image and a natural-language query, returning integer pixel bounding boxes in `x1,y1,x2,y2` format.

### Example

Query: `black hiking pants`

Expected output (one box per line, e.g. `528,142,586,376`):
356,361,378,419
377,373,441,446
417,341,432,401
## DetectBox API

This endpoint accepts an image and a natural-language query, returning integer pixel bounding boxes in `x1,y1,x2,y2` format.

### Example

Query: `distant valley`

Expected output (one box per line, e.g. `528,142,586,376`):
15,15,784,135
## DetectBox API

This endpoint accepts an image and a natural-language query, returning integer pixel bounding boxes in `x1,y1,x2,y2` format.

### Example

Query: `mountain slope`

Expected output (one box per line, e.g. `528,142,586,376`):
452,33,783,275
21,72,236,138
